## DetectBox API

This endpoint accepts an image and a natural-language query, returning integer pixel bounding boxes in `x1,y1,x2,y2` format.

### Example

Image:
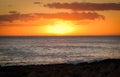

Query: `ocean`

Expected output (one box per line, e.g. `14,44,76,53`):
0,36,120,66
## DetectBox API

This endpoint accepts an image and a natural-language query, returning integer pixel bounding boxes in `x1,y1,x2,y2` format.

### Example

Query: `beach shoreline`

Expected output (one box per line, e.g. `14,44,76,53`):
0,59,120,77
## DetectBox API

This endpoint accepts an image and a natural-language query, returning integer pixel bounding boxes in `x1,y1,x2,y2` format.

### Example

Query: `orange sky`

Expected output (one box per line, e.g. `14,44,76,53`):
0,0,120,36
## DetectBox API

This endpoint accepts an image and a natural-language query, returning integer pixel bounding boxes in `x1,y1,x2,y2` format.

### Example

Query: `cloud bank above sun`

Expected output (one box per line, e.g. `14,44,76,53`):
0,12,105,23
1,2,120,24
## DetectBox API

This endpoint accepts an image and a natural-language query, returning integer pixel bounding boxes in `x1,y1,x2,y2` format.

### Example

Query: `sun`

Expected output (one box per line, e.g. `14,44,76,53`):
45,20,75,35
50,24,73,34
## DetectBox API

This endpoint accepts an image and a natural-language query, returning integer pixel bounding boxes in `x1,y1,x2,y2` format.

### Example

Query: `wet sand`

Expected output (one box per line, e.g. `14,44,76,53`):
0,59,120,77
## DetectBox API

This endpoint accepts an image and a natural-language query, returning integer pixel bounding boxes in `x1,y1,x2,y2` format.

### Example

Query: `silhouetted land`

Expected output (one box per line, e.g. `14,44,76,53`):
0,59,120,77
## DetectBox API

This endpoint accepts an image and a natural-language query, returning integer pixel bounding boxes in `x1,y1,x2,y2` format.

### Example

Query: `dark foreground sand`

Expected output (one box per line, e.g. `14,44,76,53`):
0,59,120,77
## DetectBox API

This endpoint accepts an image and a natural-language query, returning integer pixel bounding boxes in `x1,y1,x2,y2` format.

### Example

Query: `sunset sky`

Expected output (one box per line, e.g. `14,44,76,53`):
0,0,120,36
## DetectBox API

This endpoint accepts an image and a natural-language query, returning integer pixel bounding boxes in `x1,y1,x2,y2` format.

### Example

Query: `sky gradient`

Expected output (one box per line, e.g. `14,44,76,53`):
0,0,120,36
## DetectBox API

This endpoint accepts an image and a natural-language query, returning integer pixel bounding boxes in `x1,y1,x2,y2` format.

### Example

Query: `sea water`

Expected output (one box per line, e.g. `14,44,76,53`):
0,36,120,66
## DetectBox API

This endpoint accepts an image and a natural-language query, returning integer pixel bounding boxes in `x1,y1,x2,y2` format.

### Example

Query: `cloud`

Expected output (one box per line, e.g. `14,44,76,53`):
34,2,41,4
0,13,36,23
40,12,105,20
8,11,19,14
44,2,120,11
0,12,104,23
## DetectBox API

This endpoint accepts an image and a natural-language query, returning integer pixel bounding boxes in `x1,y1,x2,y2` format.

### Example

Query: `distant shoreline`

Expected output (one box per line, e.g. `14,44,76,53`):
0,59,120,77
0,58,118,67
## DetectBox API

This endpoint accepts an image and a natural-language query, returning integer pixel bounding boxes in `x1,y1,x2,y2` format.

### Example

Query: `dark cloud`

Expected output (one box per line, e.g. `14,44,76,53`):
0,12,104,23
44,2,120,11
8,11,19,14
39,12,105,20
0,13,36,23
34,2,41,4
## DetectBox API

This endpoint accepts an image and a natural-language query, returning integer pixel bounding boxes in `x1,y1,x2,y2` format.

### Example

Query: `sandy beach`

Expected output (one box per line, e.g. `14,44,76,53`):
0,59,120,77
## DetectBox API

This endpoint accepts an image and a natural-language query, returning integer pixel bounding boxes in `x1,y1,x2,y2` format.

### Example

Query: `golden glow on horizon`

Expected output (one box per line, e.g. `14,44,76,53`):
44,20,75,35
